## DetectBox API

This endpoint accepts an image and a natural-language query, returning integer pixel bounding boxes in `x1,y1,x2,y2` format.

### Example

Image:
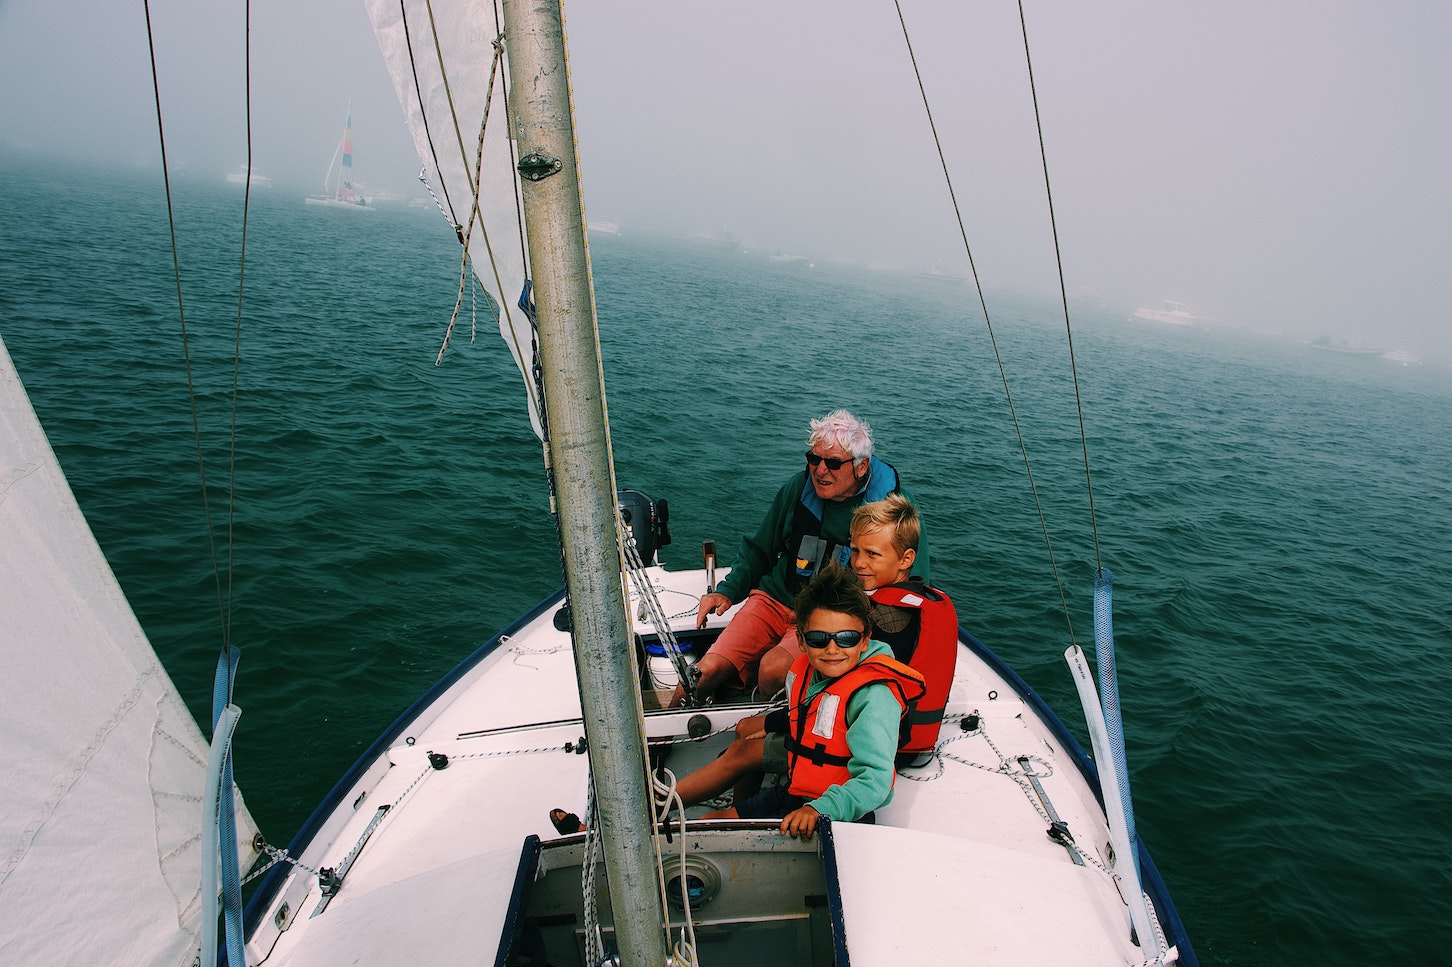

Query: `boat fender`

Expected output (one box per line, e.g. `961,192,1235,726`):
428,751,449,770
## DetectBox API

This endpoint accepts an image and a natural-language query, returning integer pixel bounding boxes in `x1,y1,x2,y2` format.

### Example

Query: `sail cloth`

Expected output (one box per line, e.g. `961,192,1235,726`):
365,0,544,438
0,335,260,966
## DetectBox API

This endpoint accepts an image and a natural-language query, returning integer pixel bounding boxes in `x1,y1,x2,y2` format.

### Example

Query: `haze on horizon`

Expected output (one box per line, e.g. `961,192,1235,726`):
3,0,1449,365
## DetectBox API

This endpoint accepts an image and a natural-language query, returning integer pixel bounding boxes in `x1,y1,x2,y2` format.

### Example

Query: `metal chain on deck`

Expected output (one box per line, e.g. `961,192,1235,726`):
897,715,1114,874
893,714,1176,959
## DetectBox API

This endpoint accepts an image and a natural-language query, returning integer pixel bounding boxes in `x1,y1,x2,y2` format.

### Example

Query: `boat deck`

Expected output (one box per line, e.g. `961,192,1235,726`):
244,566,1168,965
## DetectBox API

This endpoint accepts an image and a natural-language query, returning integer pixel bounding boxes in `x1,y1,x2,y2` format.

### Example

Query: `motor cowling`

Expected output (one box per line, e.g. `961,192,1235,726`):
617,489,671,565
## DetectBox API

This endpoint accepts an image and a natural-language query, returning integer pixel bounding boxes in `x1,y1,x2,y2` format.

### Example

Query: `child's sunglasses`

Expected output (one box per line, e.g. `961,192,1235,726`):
802,629,864,649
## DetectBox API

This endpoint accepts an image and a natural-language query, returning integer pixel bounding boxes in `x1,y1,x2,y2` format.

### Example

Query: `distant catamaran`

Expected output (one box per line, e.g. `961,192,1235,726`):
305,105,372,210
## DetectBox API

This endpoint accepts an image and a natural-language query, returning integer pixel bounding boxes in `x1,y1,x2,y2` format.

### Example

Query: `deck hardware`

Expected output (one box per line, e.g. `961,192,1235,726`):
988,689,998,700
1019,756,1084,866
564,736,588,754
405,736,416,746
686,714,712,739
310,805,392,917
428,751,449,770
517,151,563,181
272,902,290,930
961,710,981,732
661,855,722,910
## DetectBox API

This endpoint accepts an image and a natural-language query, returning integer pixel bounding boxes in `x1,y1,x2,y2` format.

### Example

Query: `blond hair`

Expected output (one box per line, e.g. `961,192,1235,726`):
850,493,920,556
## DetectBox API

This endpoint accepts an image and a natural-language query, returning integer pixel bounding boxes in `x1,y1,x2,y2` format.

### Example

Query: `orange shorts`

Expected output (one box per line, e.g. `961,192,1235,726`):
708,589,799,688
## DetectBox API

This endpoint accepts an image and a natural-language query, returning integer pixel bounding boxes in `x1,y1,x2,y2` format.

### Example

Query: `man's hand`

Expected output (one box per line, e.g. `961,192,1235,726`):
696,592,732,628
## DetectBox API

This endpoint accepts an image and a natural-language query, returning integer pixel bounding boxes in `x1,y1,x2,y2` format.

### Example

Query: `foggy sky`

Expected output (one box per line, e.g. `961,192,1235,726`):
3,0,1449,364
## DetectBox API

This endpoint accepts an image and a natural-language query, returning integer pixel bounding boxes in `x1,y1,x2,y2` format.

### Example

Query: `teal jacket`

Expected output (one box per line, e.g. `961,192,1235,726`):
716,458,929,607
785,639,905,822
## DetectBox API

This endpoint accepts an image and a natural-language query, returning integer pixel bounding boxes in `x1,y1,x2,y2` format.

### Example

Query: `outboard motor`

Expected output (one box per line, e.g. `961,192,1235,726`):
617,489,671,565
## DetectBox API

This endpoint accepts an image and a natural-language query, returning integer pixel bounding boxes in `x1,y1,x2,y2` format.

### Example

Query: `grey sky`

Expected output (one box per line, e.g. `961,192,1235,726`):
3,0,1449,363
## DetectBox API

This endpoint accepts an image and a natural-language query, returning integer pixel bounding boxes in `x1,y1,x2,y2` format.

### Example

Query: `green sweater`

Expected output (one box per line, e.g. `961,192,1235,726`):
787,639,904,822
716,465,930,607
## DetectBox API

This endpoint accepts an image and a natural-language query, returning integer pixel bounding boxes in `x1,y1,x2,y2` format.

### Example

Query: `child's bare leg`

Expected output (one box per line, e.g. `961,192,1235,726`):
699,806,741,820
674,735,766,804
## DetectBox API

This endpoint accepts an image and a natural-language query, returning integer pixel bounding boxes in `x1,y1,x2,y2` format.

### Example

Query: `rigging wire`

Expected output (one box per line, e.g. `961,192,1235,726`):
142,1,237,671
1015,0,1103,574
399,0,461,229
891,0,1080,646
224,0,255,660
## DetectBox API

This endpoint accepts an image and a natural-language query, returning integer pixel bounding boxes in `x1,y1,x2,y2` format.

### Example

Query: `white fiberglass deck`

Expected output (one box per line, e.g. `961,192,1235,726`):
245,566,1161,966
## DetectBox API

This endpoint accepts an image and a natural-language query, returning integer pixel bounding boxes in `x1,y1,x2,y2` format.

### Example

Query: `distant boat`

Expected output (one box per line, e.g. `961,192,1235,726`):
1310,336,1381,356
305,105,374,211
1132,300,1199,326
587,219,621,236
1381,350,1420,366
918,262,967,284
225,164,271,188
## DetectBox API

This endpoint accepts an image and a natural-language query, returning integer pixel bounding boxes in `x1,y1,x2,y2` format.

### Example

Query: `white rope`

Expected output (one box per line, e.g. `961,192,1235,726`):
650,768,699,967
580,780,606,966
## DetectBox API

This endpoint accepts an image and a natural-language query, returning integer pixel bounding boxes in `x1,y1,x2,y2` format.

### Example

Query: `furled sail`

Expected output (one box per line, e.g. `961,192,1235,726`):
366,0,544,437
0,335,260,966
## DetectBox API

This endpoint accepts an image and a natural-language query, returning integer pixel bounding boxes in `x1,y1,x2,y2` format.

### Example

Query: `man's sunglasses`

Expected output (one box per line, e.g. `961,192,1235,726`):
802,629,864,649
805,451,855,471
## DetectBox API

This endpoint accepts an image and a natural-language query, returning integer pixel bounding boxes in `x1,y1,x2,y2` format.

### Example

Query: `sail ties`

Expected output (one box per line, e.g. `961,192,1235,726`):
436,30,513,365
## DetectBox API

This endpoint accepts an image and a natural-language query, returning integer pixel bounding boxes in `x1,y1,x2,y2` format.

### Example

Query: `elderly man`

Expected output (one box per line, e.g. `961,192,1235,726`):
674,408,929,705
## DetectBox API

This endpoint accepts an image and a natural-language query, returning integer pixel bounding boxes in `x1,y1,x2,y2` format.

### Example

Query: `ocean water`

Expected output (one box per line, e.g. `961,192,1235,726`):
3,154,1450,964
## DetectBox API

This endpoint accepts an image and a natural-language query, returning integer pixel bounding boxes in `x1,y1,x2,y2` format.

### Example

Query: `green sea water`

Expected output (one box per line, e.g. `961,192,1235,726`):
3,155,1450,964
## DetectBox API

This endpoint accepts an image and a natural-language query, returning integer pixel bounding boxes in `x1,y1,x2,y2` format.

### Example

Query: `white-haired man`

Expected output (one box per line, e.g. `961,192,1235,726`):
673,408,930,704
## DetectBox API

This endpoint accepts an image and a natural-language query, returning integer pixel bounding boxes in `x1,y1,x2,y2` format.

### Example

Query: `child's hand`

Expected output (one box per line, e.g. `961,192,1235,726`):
734,714,766,741
780,805,821,840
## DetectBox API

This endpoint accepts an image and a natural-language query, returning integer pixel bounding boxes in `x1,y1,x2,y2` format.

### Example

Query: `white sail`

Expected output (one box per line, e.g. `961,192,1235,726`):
365,0,543,437
0,334,260,966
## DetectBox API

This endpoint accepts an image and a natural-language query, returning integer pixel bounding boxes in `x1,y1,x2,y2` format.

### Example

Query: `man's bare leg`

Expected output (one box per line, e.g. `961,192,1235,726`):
668,651,740,707
756,645,794,701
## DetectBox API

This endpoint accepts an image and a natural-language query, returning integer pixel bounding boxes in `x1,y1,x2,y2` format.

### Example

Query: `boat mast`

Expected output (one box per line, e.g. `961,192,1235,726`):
500,3,671,966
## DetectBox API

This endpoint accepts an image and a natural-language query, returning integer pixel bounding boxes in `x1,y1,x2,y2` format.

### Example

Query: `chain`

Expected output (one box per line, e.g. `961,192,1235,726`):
895,716,1111,880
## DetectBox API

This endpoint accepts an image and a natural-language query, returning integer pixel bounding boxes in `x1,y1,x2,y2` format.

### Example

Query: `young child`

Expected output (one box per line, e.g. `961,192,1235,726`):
702,565,924,839
670,494,953,812
848,493,958,756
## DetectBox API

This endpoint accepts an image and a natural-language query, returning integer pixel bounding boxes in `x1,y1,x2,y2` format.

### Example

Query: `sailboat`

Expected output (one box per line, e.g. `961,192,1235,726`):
304,105,372,210
0,2,1199,965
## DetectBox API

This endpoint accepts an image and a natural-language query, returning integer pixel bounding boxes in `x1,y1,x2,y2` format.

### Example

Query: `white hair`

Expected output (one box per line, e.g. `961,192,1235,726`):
808,409,874,460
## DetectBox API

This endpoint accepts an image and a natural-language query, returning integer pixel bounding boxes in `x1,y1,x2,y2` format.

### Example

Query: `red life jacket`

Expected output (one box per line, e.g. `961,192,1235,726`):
783,653,927,800
869,584,958,754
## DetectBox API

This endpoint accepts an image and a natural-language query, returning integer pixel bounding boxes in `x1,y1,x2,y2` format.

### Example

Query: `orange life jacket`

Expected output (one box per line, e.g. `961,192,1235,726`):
784,653,927,800
869,584,959,753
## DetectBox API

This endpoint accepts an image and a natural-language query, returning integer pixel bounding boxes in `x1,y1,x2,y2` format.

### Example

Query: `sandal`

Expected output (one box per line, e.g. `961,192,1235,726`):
549,808,585,835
